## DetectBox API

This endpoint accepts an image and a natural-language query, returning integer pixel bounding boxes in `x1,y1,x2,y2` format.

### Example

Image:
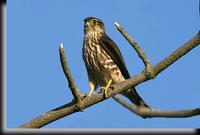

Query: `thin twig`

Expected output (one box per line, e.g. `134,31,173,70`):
114,22,152,69
113,96,200,118
59,43,81,103
113,95,138,114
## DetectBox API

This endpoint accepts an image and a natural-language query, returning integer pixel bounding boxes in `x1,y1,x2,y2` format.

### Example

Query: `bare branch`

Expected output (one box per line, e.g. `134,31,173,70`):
19,101,77,128
154,31,200,75
59,43,82,103
114,22,153,69
113,31,200,92
137,108,200,118
113,95,200,118
113,95,138,114
20,92,108,128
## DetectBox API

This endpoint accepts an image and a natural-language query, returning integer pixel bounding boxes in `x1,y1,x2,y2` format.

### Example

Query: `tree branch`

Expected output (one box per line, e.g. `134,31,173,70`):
113,31,200,92
154,31,200,75
113,95,200,118
59,43,82,103
114,22,153,70
19,27,200,128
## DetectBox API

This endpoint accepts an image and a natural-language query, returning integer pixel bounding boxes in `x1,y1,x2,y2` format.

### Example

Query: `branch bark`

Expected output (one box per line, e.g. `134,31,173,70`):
19,25,200,128
114,22,152,69
59,43,82,103
113,95,200,118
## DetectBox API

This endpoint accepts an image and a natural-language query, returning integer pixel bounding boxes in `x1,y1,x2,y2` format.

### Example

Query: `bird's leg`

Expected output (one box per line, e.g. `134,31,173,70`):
87,81,96,97
101,79,112,98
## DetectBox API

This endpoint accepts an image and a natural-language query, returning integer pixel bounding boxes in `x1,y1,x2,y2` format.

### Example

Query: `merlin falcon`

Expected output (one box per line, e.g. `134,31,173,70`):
82,17,150,108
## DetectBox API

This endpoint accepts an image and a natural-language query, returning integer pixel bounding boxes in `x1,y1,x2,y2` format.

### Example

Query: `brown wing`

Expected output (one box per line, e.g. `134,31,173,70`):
101,34,151,109
100,34,130,79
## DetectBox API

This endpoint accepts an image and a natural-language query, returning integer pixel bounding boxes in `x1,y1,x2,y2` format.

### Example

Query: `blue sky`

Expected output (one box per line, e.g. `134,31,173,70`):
7,0,200,128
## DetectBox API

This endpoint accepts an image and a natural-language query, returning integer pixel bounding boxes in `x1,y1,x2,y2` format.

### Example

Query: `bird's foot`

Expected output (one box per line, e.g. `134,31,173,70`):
86,81,96,97
101,79,112,98
86,88,96,97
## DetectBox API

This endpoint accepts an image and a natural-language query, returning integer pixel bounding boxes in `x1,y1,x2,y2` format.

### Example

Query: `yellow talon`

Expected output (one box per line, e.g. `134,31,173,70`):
102,79,112,98
87,81,96,97
87,89,95,97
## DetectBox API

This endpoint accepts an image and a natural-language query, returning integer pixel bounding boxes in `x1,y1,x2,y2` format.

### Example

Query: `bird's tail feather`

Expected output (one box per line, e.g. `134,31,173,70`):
121,88,150,108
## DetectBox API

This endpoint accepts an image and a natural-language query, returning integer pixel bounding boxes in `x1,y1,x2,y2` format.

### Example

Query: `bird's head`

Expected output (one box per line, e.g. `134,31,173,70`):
84,17,105,34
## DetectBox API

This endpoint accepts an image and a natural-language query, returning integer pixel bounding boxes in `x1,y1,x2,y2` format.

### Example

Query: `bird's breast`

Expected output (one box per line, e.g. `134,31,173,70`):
83,35,102,71
83,33,124,85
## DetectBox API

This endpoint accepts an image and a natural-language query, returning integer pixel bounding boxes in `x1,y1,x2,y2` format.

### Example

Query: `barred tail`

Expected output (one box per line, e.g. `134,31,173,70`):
121,87,150,108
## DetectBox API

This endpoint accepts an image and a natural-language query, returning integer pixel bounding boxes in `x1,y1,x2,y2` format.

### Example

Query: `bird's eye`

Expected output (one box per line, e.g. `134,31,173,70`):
92,20,99,24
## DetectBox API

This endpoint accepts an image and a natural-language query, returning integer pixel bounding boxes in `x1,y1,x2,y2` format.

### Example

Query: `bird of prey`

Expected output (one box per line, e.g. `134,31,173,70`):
82,17,150,108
